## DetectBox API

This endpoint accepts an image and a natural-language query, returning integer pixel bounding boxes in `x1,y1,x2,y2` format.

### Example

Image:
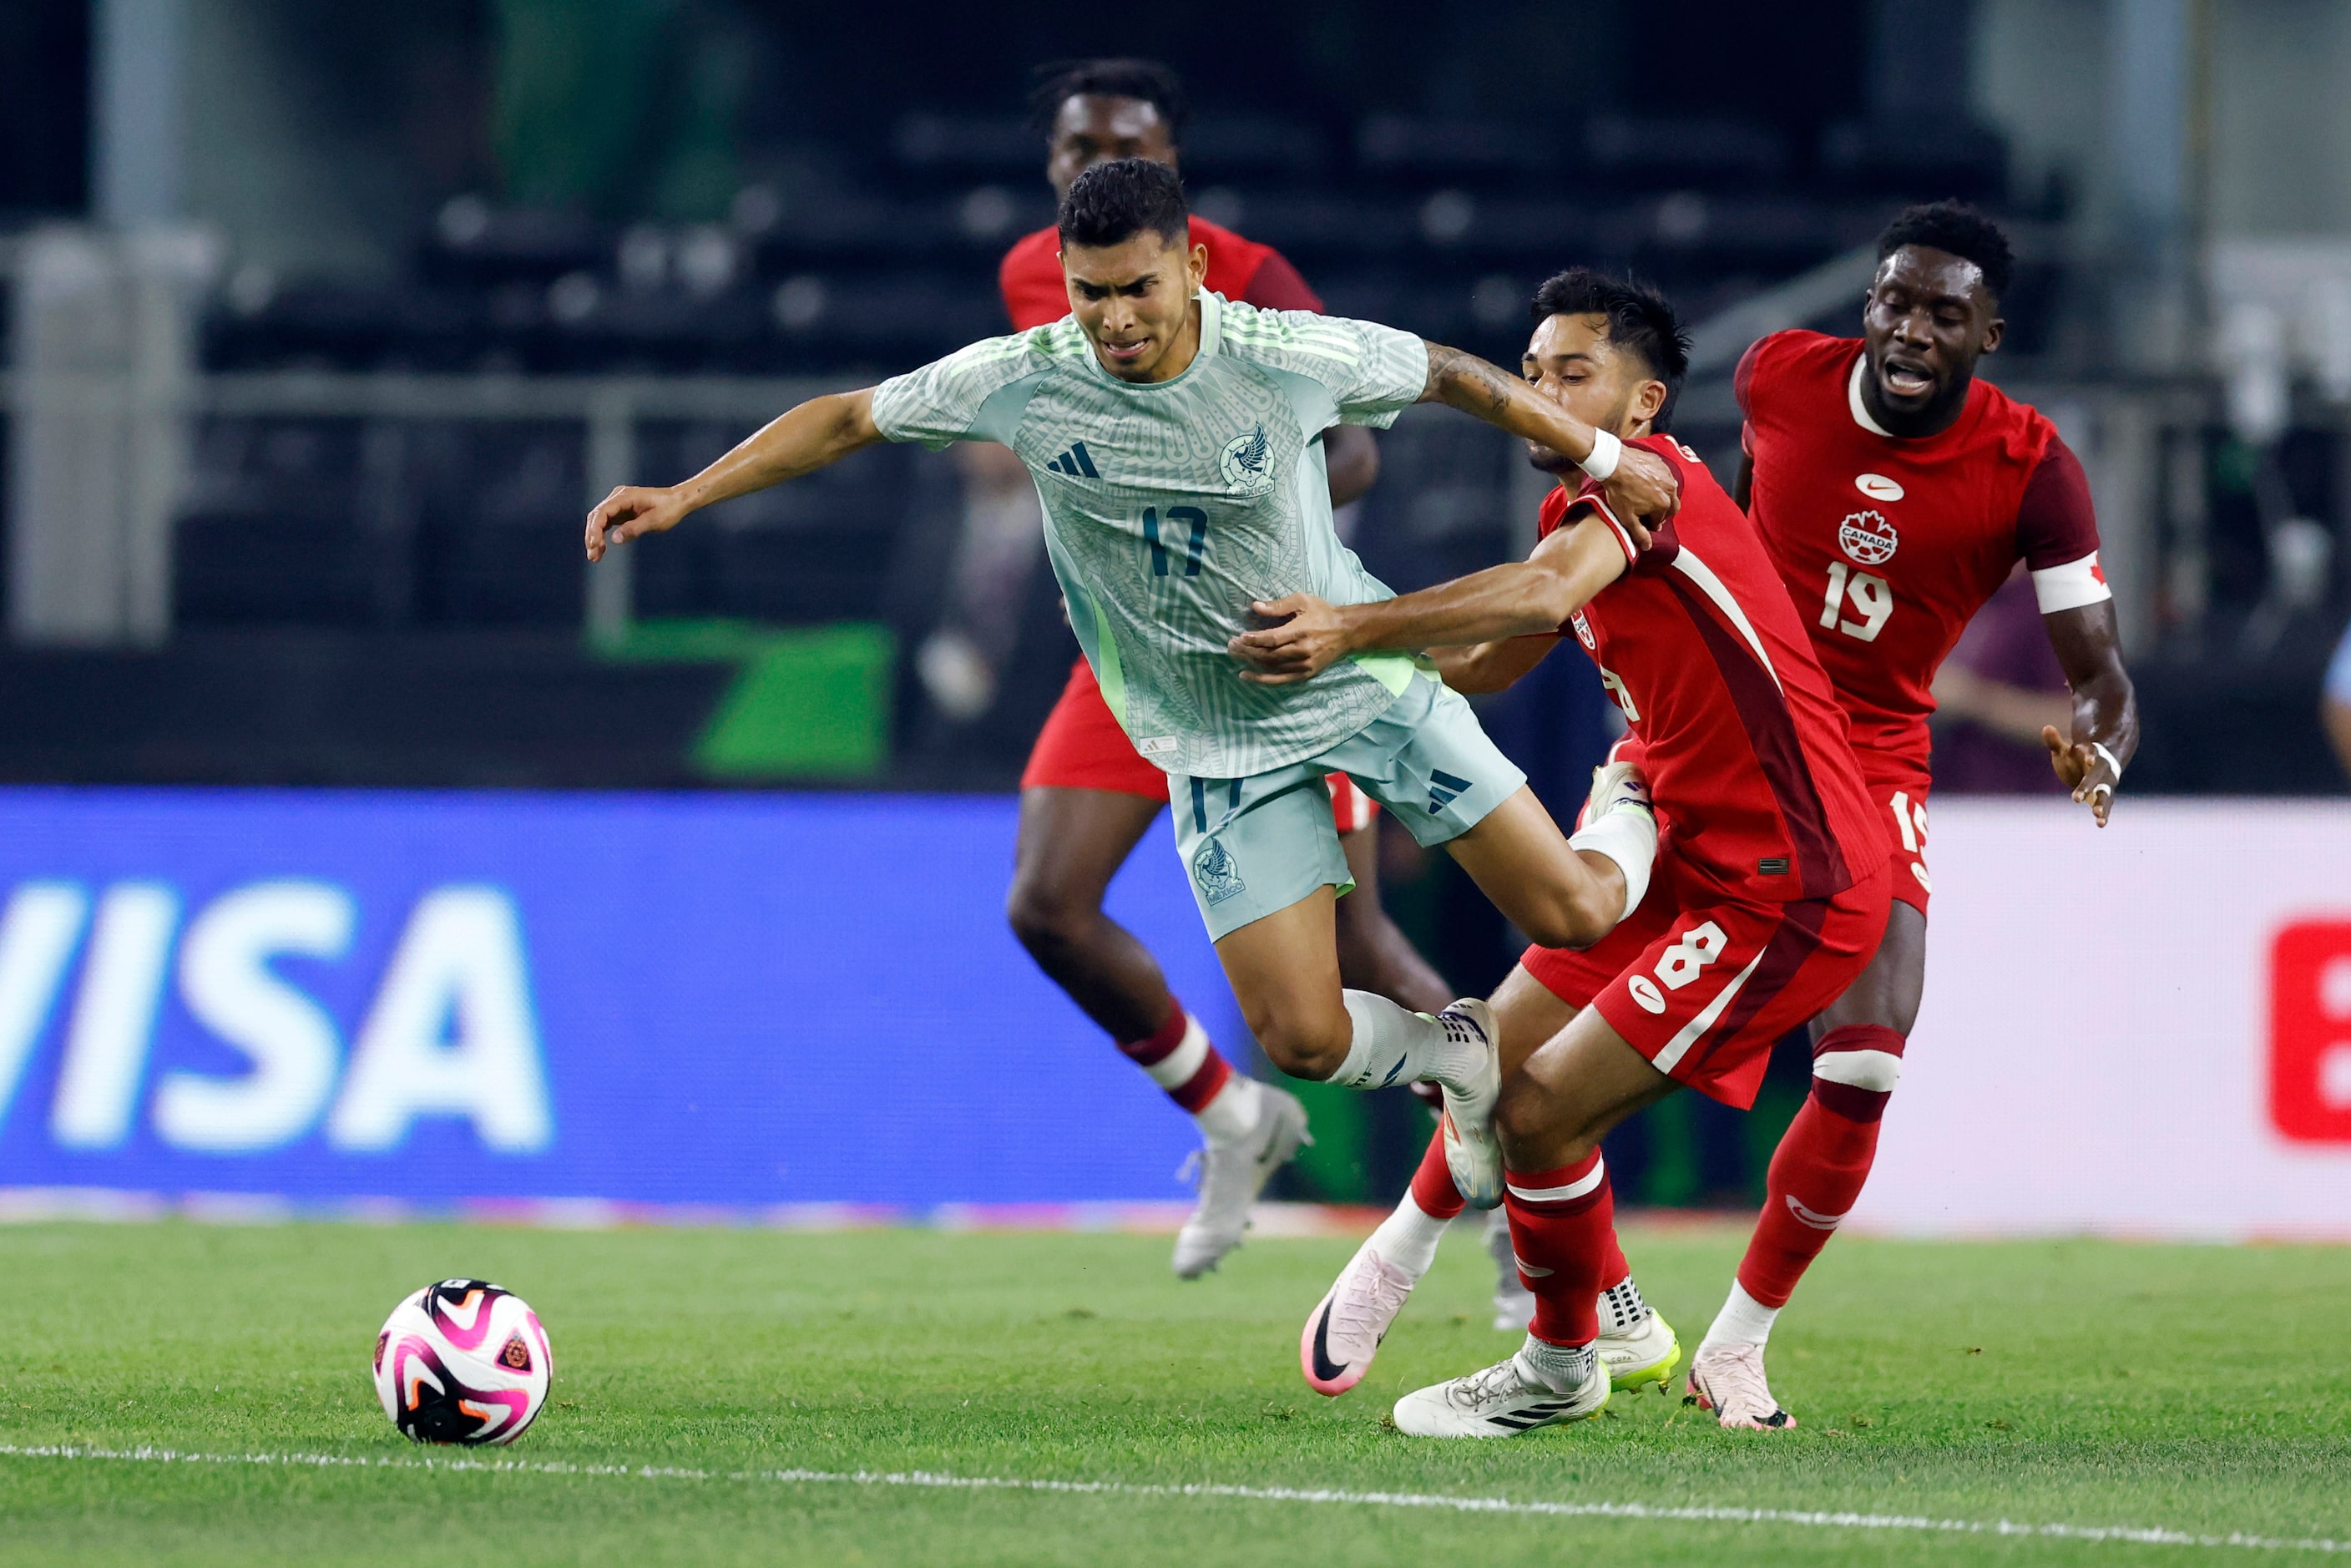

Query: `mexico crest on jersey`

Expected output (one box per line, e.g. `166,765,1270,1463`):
1191,835,1246,905
1838,509,1898,566
1218,425,1277,496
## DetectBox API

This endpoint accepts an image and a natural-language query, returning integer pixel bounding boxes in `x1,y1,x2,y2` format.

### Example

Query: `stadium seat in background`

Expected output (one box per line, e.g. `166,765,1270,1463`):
414,425,587,626
1354,115,1559,188
174,417,383,627
1585,114,1790,194
1818,120,2008,204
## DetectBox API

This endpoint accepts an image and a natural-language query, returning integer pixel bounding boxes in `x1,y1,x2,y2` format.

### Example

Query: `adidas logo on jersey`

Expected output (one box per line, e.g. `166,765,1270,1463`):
1045,441,1100,478
1426,769,1473,816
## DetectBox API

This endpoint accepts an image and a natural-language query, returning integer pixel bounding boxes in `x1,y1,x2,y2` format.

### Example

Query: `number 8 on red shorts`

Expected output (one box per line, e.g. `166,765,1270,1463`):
1522,855,1894,1111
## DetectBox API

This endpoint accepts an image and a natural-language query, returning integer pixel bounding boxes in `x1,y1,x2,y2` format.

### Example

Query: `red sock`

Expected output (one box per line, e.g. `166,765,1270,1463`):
1502,1149,1618,1346
1408,1129,1464,1221
1117,1004,1233,1114
1736,1023,1904,1308
1597,1230,1631,1293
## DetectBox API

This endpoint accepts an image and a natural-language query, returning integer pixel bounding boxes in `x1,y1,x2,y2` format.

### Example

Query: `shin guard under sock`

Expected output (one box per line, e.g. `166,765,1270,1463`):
1500,1149,1618,1346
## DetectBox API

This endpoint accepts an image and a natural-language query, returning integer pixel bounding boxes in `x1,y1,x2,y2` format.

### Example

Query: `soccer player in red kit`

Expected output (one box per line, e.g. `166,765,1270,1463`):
1233,271,1892,1434
995,60,1454,1278
1669,202,2140,1427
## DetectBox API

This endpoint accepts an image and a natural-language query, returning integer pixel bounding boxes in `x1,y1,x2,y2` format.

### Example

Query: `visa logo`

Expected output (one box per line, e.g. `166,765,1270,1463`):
0,880,553,1156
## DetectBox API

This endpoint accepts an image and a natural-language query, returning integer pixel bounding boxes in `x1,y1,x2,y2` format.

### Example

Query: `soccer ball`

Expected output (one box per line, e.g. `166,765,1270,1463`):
372,1278,552,1445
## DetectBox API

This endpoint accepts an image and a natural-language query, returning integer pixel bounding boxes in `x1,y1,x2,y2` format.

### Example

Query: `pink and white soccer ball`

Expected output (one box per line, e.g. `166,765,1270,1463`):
372,1278,553,1445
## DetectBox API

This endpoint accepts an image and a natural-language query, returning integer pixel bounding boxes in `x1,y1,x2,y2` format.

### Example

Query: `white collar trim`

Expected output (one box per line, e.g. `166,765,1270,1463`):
1848,352,1894,437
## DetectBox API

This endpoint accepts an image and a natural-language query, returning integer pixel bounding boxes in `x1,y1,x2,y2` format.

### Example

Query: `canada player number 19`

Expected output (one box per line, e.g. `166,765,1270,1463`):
1819,560,1893,643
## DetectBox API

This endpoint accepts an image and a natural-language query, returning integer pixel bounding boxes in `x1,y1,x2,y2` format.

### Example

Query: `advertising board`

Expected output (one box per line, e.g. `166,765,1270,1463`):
1858,799,2351,1241
0,788,1228,1216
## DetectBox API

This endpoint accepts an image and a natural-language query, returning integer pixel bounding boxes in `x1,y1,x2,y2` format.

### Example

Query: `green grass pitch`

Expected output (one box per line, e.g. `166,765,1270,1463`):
1,1218,2345,1565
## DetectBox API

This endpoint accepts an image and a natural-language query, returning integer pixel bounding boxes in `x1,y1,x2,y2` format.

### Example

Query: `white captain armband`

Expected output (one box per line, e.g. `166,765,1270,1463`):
2030,552,2113,614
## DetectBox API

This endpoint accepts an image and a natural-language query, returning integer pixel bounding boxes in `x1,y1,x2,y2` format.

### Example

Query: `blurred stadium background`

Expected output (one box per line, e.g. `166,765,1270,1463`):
0,0,2346,1230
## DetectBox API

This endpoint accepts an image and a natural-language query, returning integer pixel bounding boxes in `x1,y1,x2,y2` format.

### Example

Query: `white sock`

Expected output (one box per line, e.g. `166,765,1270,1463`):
1194,1075,1260,1142
1514,1333,1596,1390
1137,1014,1211,1090
1596,1275,1651,1335
1365,1193,1449,1277
1325,990,1481,1091
1700,1279,1781,1351
1568,807,1656,925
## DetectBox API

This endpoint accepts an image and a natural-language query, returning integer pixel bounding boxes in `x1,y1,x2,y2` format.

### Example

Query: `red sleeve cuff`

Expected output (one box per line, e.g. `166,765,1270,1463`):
2017,435,2101,569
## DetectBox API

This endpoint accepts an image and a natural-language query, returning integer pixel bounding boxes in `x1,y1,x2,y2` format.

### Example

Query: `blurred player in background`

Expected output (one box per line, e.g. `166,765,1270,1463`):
1234,271,1889,1434
994,61,1455,1278
586,163,1680,1292
1671,201,2141,1428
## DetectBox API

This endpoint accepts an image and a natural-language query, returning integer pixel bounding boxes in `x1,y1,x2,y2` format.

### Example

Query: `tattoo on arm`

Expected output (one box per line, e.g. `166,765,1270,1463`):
1422,341,1516,418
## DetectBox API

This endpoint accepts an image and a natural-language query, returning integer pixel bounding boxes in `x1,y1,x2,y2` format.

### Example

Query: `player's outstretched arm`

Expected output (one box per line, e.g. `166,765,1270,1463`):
1418,341,1679,524
2040,599,2139,827
584,389,884,561
1227,517,1628,686
1431,635,1558,695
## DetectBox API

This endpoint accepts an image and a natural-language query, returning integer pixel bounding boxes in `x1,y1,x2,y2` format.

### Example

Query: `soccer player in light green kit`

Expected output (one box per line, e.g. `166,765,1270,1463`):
584,159,1677,1201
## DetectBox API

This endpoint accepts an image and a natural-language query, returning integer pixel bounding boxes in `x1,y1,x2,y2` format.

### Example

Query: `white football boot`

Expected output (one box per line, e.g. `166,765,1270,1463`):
1392,1342,1611,1438
1580,753,1654,832
1434,999,1504,1210
1170,1079,1309,1279
1685,1342,1797,1430
1484,1210,1535,1332
1599,1308,1681,1393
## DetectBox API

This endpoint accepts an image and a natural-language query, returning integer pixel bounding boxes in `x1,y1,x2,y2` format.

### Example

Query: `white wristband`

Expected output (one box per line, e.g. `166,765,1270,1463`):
1580,428,1621,483
2091,742,2123,782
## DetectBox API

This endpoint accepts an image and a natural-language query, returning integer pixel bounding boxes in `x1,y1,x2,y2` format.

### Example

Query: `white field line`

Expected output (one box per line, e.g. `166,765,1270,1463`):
0,1441,2344,1553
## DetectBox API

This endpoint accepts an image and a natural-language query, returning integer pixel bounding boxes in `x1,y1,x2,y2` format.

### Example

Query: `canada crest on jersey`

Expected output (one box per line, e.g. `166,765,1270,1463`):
1569,610,1597,650
1838,509,1898,567
1218,425,1277,496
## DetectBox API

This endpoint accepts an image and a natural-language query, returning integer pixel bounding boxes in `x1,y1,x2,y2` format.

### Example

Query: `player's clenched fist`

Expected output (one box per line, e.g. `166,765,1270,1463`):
1230,594,1349,685
1602,445,1679,530
584,485,690,562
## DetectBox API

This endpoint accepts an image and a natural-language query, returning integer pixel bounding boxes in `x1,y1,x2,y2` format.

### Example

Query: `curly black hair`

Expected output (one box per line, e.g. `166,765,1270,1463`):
1027,58,1189,145
1530,267,1691,429
1058,157,1190,250
1877,200,2014,299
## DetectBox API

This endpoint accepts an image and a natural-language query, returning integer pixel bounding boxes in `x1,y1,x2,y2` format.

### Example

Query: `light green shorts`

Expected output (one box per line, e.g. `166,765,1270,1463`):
1167,672,1527,941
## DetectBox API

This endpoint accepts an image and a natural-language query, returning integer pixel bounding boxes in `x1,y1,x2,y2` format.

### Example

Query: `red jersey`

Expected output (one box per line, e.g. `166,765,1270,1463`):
1737,330,2107,773
1541,438,1884,907
997,215,1323,331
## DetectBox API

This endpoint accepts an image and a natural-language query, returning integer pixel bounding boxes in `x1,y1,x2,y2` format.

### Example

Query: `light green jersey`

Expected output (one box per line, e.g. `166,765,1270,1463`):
868,292,1430,778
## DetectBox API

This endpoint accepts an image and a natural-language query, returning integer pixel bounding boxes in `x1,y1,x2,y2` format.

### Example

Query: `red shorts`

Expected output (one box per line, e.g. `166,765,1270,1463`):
1019,658,1375,829
1858,755,1934,913
1518,854,1894,1110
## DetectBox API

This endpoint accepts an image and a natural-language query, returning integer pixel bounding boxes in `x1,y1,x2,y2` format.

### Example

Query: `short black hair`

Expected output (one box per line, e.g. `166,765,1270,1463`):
1028,58,1189,145
1059,158,1190,250
1529,268,1692,429
1877,200,2014,299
